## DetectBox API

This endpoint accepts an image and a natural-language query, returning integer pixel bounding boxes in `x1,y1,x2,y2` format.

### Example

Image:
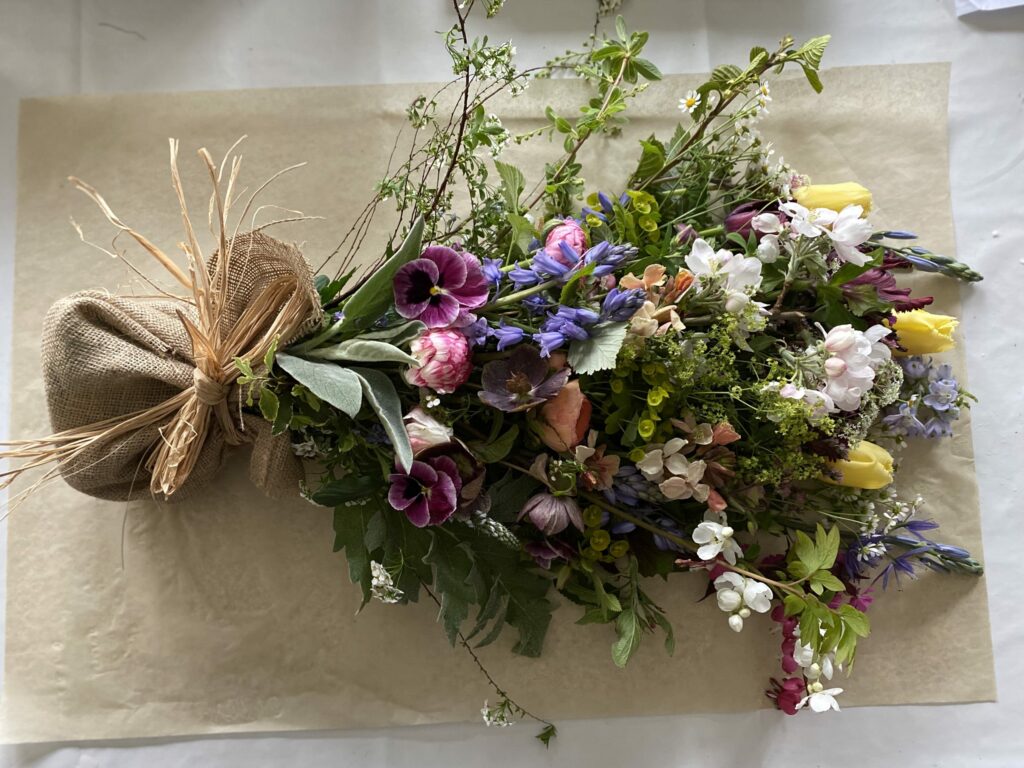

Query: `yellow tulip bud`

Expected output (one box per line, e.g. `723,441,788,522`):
825,441,894,490
887,309,958,355
793,182,873,214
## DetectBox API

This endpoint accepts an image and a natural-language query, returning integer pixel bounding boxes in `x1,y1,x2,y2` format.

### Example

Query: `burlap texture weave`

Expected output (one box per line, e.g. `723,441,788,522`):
40,230,320,501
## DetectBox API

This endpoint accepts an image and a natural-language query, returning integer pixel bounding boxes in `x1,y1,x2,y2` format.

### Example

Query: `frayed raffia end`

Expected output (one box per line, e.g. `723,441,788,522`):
1,138,322,505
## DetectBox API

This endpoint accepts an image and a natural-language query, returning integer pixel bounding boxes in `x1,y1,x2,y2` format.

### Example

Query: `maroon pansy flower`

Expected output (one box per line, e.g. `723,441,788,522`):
393,246,489,328
387,455,463,527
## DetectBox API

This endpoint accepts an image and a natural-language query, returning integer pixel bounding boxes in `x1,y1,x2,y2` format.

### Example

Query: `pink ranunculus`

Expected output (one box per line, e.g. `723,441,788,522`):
544,219,588,268
405,329,472,394
534,380,591,452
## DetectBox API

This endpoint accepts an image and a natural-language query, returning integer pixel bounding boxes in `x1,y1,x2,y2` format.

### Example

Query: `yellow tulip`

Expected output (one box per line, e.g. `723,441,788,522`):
793,182,873,214
887,309,958,355
825,441,894,490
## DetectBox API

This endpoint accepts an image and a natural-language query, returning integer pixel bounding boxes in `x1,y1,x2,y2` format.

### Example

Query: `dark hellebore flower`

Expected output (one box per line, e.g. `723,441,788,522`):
478,345,570,412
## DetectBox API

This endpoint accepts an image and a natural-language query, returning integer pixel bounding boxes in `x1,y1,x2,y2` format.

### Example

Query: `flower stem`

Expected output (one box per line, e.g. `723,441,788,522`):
481,279,559,310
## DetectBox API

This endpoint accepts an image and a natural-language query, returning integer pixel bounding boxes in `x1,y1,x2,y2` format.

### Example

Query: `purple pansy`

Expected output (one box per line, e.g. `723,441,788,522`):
387,456,462,527
393,246,489,328
478,344,569,412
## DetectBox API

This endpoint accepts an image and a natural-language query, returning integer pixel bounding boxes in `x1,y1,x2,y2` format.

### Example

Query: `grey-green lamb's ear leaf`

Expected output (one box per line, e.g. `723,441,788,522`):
276,352,362,417
336,216,425,337
306,339,419,366
349,366,413,471
359,320,426,346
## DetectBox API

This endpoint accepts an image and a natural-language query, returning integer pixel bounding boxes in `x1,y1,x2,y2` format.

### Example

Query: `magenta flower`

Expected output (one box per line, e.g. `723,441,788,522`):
393,246,489,328
405,328,472,394
388,456,462,527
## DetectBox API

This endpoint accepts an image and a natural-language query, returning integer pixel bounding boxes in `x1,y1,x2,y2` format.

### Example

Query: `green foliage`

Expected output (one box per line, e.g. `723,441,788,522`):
568,322,629,374
334,216,424,337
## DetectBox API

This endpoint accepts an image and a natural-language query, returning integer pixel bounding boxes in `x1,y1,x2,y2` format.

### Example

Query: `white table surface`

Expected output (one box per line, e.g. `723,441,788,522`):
1,1,1023,765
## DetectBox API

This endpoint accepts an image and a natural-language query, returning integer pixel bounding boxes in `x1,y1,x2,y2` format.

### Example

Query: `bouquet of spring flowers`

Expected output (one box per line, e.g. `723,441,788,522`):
2,4,981,743
238,9,983,736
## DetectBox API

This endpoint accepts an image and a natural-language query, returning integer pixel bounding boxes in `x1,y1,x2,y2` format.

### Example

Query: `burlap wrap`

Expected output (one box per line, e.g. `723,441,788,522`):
40,231,322,501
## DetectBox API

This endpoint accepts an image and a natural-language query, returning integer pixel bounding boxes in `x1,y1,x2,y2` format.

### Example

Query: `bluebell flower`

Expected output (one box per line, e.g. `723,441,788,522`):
583,241,637,277
523,294,549,316
652,517,685,552
532,241,581,280
463,316,490,347
899,251,942,272
881,230,918,240
509,265,541,289
491,320,525,351
534,330,568,358
481,257,504,287
601,287,647,322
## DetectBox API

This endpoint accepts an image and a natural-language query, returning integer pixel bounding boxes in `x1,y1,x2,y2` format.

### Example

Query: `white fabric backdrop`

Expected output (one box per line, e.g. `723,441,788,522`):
1,0,1021,765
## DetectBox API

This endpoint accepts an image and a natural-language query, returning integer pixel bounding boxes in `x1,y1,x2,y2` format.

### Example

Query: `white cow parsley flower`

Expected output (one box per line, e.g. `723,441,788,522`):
370,561,403,604
692,511,743,564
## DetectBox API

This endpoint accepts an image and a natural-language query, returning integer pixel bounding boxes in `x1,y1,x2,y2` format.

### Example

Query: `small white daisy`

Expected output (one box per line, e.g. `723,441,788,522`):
679,89,701,114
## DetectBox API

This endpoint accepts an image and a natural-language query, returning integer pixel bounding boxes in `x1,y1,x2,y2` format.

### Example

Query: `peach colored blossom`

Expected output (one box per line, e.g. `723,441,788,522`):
535,380,591,452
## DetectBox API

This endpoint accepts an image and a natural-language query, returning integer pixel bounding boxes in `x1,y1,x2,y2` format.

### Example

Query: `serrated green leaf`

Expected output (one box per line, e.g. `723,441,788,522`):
611,608,641,668
349,367,413,472
783,593,806,617
276,353,363,418
568,322,628,375
710,63,743,87
306,339,418,366
839,604,871,638
793,529,820,572
336,216,424,336
332,499,381,605
536,724,557,748
494,160,525,213
819,524,841,570
750,45,769,64
634,137,666,181
811,569,845,594
798,34,831,69
424,531,476,644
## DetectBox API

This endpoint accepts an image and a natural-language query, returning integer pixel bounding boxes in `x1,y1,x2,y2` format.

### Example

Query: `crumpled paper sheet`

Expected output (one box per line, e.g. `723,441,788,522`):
1,64,994,743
